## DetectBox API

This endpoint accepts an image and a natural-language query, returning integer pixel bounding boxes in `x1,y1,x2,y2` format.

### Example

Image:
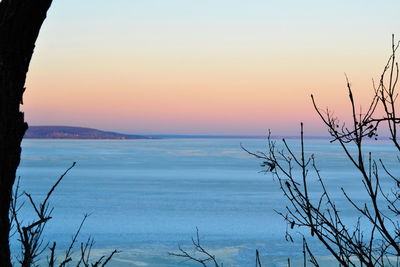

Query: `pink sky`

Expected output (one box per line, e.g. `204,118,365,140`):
23,1,400,135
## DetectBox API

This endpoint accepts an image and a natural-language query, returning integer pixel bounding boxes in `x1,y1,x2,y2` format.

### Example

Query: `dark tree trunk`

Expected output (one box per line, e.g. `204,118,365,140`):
0,1,52,265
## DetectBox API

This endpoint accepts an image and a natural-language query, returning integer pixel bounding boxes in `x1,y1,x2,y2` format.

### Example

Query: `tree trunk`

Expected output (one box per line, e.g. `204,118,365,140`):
0,1,53,265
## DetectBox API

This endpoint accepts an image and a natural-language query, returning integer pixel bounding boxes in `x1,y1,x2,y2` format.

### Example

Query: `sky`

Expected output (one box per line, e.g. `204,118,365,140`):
23,0,400,135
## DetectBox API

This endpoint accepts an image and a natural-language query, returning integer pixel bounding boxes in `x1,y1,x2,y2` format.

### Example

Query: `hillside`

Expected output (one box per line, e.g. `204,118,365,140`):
24,126,151,139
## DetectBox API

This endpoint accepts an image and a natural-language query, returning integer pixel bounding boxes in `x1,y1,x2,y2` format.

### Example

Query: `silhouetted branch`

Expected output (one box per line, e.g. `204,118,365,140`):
10,162,76,266
169,228,222,267
244,36,400,266
59,213,89,267
10,162,119,266
255,249,262,267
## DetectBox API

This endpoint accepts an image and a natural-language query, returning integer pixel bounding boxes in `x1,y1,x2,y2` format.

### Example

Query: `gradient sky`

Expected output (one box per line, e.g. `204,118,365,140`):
23,0,400,135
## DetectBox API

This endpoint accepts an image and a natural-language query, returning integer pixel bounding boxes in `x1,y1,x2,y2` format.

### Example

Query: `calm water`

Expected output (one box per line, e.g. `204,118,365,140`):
12,138,399,266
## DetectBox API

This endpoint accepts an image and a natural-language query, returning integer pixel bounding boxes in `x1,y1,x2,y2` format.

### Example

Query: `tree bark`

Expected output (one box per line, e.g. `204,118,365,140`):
0,1,52,265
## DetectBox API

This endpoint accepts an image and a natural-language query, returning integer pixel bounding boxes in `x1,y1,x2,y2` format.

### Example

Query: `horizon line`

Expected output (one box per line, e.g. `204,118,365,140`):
26,125,335,139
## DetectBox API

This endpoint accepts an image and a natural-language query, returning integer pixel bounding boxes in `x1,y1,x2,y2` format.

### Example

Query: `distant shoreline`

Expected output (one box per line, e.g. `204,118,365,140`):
26,125,396,141
24,126,334,140
24,126,152,140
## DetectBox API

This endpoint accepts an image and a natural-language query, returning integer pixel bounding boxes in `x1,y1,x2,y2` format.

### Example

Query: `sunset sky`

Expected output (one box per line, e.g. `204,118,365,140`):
24,0,400,135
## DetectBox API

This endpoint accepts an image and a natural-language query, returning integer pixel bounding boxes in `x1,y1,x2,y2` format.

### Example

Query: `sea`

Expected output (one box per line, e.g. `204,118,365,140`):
11,138,399,266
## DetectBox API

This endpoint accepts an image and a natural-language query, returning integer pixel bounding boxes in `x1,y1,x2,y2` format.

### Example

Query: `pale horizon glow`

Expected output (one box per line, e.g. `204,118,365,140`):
23,0,400,135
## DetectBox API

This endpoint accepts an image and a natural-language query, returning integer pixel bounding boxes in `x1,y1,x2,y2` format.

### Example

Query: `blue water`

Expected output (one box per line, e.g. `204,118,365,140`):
12,138,399,266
